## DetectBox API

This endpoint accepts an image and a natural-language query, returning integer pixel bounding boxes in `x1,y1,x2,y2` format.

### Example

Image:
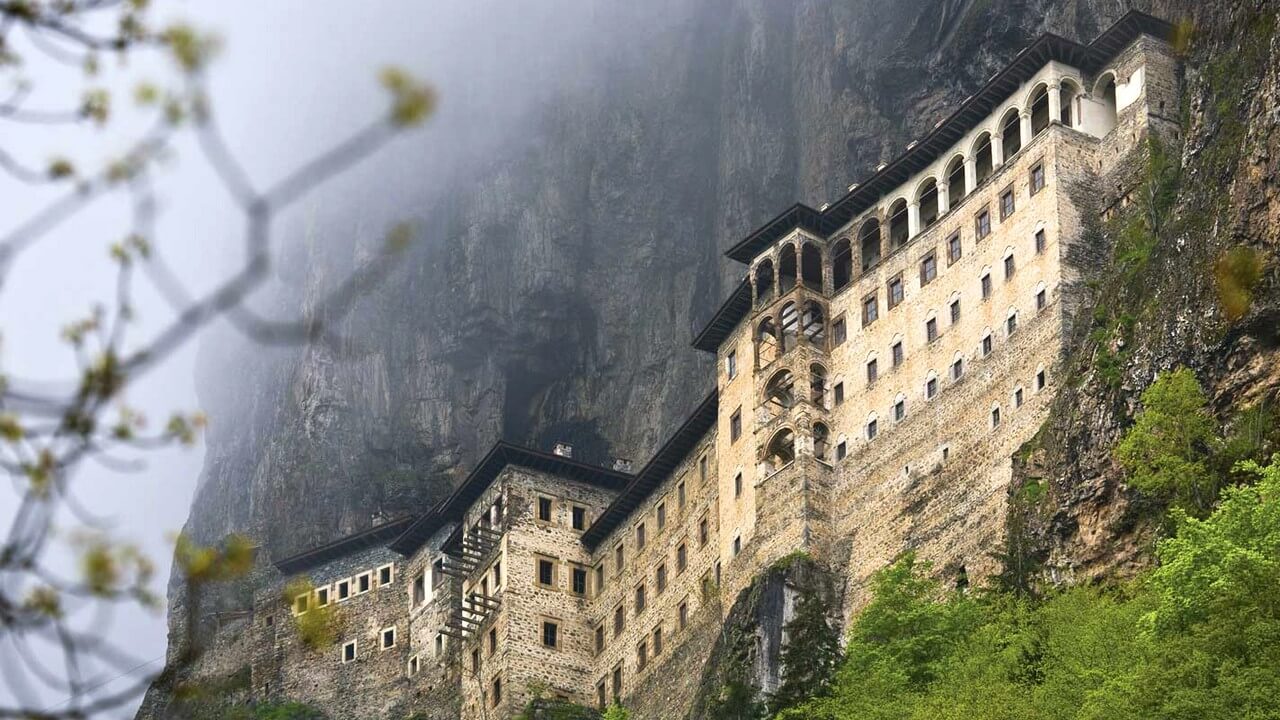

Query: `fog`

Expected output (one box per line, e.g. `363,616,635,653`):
0,1,658,715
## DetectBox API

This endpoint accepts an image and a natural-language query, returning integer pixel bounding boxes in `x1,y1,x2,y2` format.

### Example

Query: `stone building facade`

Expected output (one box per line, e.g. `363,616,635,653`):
246,13,1179,719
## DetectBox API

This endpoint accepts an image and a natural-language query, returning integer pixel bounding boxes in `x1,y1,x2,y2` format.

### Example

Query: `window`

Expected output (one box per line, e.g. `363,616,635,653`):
676,542,688,573
595,624,606,654
926,318,938,343
356,572,371,595
947,232,962,265
866,358,878,384
436,634,444,656
537,497,553,523
656,563,668,594
635,584,647,615
730,409,742,442
572,567,588,596
408,655,420,676
431,559,443,591
678,600,689,630
489,627,498,654
614,604,625,636
887,276,904,309
597,680,607,709
834,382,845,405
537,558,556,588
891,341,904,367
612,665,623,700
926,377,938,400
832,317,847,345
1036,369,1047,390
1030,162,1045,194
1004,253,1016,279
1036,289,1047,311
893,398,906,422
342,640,357,663
542,620,559,649
377,564,394,587
653,626,664,657
492,677,502,707
637,639,649,671
699,455,708,483
1035,229,1046,254
1015,387,1025,407
412,573,425,606
999,187,1015,219
1006,313,1018,336
571,505,586,530
982,333,993,356
951,358,964,381
636,522,647,550
981,272,992,299
595,563,606,593
293,593,309,615
920,252,937,285
975,208,991,239
381,626,396,650
615,544,625,574
656,502,666,530
866,418,879,440
732,536,742,556
726,349,738,380
991,406,1002,428
836,441,847,460
677,481,686,511
315,587,329,608
471,648,481,673
862,293,879,326
336,579,351,602
701,571,714,599
698,515,709,547
734,473,743,498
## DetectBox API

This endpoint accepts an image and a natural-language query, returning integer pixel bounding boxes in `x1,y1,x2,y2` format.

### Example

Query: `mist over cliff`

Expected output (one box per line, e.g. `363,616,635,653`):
183,0,1142,560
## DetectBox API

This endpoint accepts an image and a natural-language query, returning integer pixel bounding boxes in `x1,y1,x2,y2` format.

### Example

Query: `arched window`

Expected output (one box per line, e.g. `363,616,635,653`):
810,363,828,407
756,317,779,367
1094,73,1118,135
780,302,799,352
946,155,967,202
765,428,796,471
859,219,882,271
800,243,823,291
1059,78,1084,127
831,238,853,291
779,245,798,294
917,177,939,229
1028,84,1050,136
754,260,775,307
764,369,795,412
800,301,825,345
1000,108,1022,162
813,422,830,462
888,199,909,249
973,133,993,186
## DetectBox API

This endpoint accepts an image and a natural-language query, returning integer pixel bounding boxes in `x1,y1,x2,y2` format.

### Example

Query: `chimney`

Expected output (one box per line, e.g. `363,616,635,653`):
553,442,573,458
612,458,633,473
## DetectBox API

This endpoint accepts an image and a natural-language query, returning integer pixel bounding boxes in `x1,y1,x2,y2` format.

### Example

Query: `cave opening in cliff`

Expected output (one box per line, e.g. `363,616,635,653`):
764,428,796,471
779,245,798,294
917,177,939,228
756,317,780,367
801,242,823,291
831,238,853,290
859,219,882,270
974,133,994,185
946,154,967,202
1029,84,1050,136
780,301,799,352
1000,108,1022,161
888,199,909,249
754,259,776,306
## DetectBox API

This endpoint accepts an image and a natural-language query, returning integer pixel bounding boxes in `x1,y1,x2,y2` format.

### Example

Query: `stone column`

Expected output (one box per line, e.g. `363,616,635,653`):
937,180,950,215
1020,111,1032,147
991,132,1004,168
964,156,977,191
907,201,920,238
1048,81,1062,126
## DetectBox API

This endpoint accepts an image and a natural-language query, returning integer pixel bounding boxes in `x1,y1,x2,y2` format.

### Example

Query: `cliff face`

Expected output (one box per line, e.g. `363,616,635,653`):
184,0,1140,560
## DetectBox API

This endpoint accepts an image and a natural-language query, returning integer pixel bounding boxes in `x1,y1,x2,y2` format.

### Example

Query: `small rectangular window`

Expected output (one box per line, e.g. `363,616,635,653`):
614,604,625,636
834,382,845,405
1004,254,1016,280
1036,289,1047,311
1007,313,1019,336
1015,387,1025,407
887,276,904,309
951,358,964,380
732,535,742,556
656,563,668,594
894,399,906,422
537,497,553,523
315,587,329,608
976,208,991,239
947,232,962,265
596,563,606,593
431,559,443,591
489,627,498,654
377,564,394,587
653,625,664,657
677,481,686,510
982,334,993,356
866,419,879,440
597,680,607,710
926,377,938,399
981,273,992,299
336,579,351,602
356,572,371,595
678,600,689,630
730,408,742,442
699,455,708,483
571,505,586,530
342,640,357,663
891,341,904,367
412,573,425,606
1035,229,1047,254
381,626,396,650
595,624,606,654
832,317,847,346
699,515,709,547
919,252,937,285
472,648,481,673
635,584,647,615
656,502,666,530
1030,163,1045,194
612,665,623,700
734,473,743,498
572,567,588,596
293,593,309,615
676,542,688,573
862,294,879,326
615,544,625,575
836,441,847,460
866,358,878,384
950,299,961,324
637,639,649,672
726,349,738,380
992,407,1002,427
492,677,502,707
542,620,559,649
636,522,647,550
1000,187,1015,219
537,558,556,588
926,318,938,343
1036,370,1047,390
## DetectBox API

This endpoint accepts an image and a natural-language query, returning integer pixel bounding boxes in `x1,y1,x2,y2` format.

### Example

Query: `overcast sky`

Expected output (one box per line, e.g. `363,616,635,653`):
0,1,632,715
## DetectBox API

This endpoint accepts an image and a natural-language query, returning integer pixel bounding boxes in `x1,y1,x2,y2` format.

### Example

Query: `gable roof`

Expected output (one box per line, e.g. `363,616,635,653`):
581,390,718,550
274,516,414,575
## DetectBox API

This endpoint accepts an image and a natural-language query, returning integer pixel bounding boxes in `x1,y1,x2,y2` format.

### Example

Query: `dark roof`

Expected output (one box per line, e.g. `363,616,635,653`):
387,442,634,555
582,391,718,550
692,278,752,352
722,11,1174,265
274,516,415,575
